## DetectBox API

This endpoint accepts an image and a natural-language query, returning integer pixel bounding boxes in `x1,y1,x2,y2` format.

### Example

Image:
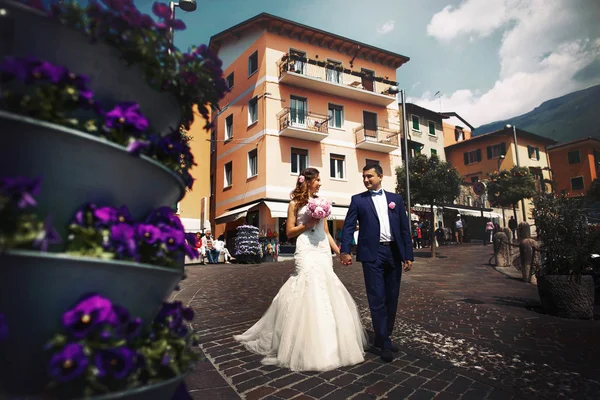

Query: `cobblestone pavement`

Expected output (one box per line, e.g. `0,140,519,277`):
175,244,600,400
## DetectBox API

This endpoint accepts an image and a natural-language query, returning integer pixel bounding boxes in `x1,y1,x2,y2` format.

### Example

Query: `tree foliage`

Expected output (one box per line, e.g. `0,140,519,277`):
587,178,600,202
487,166,537,208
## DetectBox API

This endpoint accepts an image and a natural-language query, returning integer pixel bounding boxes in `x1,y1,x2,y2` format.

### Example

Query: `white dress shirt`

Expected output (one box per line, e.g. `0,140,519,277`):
371,190,393,242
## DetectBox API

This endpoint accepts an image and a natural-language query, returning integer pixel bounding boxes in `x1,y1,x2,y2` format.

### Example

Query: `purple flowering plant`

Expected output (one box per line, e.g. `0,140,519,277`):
24,0,229,130
66,204,199,267
44,294,199,397
0,176,62,251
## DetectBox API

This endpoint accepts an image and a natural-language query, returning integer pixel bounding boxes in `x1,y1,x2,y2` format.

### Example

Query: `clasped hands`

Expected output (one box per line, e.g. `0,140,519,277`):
339,253,413,272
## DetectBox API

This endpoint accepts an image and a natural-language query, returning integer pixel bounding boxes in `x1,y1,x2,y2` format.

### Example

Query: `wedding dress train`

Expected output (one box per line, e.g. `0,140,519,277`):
233,205,368,371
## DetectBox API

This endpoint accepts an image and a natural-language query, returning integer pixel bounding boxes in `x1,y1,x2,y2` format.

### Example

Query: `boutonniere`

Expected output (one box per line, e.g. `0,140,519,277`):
388,202,396,210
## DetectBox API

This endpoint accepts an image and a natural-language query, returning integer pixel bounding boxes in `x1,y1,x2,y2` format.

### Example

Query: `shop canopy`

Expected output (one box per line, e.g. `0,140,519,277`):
214,202,261,225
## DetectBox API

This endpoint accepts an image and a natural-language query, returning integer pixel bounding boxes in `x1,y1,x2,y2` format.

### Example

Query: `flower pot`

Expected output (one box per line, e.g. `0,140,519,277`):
1,0,180,134
537,274,595,319
85,375,187,400
0,111,185,242
0,250,184,395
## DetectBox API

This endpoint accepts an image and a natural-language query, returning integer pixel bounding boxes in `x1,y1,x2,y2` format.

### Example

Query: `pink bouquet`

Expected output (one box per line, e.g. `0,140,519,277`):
306,198,332,220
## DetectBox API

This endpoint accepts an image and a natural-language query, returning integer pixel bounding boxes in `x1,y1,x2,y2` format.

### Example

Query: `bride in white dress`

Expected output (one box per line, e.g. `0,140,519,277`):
233,167,368,371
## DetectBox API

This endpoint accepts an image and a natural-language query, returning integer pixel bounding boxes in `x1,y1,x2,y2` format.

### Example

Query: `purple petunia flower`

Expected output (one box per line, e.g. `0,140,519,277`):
0,313,8,342
32,215,62,252
48,343,89,383
104,102,149,132
62,294,119,339
110,223,137,259
136,224,162,245
95,347,136,380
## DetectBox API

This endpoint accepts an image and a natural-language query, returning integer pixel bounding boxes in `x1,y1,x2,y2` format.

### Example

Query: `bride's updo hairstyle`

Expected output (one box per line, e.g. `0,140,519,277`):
290,167,319,214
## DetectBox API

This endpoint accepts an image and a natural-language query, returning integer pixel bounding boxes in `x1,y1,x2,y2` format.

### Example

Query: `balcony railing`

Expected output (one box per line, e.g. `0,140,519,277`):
277,108,329,140
277,55,398,104
354,125,400,151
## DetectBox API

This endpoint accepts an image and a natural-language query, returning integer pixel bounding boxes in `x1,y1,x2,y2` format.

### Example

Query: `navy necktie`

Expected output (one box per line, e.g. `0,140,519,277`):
371,189,383,196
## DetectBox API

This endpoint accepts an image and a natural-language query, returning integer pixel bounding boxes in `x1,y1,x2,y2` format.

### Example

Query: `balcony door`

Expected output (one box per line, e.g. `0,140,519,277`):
290,50,306,74
361,68,375,92
363,111,378,140
290,96,307,128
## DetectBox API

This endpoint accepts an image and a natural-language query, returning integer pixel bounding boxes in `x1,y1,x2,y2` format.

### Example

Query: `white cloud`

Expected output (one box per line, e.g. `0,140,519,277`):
377,20,395,35
419,0,600,127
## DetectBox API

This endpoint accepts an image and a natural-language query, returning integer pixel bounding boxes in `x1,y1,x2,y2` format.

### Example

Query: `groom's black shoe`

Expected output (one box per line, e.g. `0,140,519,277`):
380,348,394,362
373,341,400,353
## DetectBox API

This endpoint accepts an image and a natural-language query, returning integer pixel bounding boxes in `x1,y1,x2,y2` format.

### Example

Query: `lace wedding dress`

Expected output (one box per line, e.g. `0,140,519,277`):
233,205,368,371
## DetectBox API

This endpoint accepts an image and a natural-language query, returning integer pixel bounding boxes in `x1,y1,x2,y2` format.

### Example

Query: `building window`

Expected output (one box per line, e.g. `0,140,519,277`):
225,114,233,141
326,59,342,84
568,150,580,164
471,176,479,184
291,148,308,174
365,158,380,166
486,143,506,159
248,149,258,178
464,149,482,165
411,115,420,131
248,51,258,76
571,176,584,191
330,154,346,180
528,145,540,160
248,96,258,125
428,121,436,136
455,127,464,142
289,49,306,74
431,148,437,157
328,104,343,128
226,72,234,89
224,161,232,188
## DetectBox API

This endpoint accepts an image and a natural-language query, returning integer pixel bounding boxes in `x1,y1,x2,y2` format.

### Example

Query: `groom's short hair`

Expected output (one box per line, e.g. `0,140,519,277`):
363,163,383,176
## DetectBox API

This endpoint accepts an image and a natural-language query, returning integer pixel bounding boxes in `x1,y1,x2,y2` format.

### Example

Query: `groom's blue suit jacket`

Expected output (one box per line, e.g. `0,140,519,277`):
341,190,414,263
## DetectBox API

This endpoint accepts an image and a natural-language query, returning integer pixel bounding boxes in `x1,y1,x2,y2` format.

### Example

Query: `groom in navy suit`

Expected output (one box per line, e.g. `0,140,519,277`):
340,164,414,362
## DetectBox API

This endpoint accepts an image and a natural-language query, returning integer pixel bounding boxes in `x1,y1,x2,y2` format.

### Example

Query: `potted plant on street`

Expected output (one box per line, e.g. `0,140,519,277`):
532,192,600,319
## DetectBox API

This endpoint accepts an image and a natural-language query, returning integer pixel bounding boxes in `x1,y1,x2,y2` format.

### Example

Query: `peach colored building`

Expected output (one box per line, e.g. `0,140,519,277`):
547,137,600,196
445,127,556,225
178,107,211,233
207,13,410,253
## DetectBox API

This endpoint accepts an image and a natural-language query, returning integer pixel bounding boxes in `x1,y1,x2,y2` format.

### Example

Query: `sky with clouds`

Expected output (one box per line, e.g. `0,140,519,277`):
136,0,600,128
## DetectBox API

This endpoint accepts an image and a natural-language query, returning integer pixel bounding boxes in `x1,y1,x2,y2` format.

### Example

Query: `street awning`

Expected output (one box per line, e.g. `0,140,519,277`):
328,206,348,220
443,206,482,217
215,202,261,225
264,201,288,218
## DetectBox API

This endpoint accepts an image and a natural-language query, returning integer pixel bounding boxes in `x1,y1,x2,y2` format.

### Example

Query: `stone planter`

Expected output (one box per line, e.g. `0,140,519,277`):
537,274,595,319
85,374,187,400
0,111,185,242
0,250,184,395
1,0,181,134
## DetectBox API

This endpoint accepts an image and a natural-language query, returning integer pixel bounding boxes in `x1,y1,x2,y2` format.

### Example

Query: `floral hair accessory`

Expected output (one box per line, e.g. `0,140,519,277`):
298,175,305,183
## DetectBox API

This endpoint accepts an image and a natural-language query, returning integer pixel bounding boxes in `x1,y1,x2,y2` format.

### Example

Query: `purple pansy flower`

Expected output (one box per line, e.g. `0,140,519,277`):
32,215,62,252
116,205,134,224
0,176,41,209
126,139,149,156
104,102,149,132
0,56,39,82
48,343,89,383
62,294,119,339
160,227,185,252
93,206,119,227
0,313,8,342
32,61,68,83
72,203,96,227
94,347,136,380
151,2,171,19
136,224,162,245
110,223,137,259
146,206,184,230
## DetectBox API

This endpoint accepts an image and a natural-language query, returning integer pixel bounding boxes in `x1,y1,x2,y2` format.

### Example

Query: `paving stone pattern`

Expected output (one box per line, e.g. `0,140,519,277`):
175,244,600,400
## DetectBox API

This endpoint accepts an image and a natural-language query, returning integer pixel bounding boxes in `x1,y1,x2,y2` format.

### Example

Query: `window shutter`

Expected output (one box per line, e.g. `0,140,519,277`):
487,146,492,160
500,142,506,155
535,147,540,160
464,152,469,165
476,149,482,162
527,145,532,158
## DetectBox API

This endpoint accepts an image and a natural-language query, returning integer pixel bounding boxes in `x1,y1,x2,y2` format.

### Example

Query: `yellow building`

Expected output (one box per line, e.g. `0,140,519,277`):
178,105,212,233
444,126,557,226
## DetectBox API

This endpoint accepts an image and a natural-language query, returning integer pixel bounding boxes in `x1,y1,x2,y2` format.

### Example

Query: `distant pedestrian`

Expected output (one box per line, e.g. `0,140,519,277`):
455,215,464,244
508,216,517,240
485,219,495,245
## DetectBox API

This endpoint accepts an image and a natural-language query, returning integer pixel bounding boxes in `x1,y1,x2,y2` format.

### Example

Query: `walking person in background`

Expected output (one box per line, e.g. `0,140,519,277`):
455,215,464,245
485,219,495,245
508,216,517,241
413,222,422,249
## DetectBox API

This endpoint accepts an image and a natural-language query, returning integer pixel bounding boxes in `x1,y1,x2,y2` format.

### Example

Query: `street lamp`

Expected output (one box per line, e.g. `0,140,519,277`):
498,154,506,226
168,0,197,54
389,86,412,223
505,124,527,222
